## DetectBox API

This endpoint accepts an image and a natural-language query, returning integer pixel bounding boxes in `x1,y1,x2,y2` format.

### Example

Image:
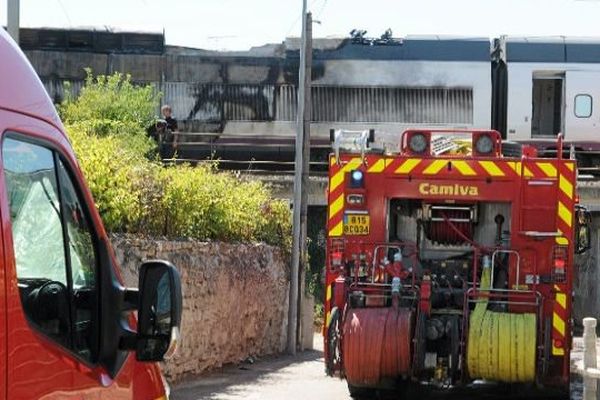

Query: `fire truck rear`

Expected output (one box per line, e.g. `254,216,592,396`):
323,129,591,397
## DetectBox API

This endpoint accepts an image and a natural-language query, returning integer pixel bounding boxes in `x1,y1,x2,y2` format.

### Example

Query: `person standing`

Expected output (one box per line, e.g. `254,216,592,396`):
158,104,179,159
161,104,179,150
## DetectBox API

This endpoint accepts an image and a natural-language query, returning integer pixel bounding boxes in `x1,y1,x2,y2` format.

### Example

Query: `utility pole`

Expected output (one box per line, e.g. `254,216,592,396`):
288,0,309,355
7,0,20,44
297,11,312,351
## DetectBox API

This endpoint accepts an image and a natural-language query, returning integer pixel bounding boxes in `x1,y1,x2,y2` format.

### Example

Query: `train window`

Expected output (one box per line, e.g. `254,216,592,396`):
575,94,593,118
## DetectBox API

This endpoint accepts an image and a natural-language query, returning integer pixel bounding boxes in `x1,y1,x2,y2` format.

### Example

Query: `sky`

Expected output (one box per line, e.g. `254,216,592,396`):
2,0,600,50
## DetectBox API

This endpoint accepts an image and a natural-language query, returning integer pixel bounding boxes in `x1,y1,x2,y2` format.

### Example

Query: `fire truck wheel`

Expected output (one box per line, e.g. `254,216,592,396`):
326,307,342,376
347,384,375,399
412,313,427,376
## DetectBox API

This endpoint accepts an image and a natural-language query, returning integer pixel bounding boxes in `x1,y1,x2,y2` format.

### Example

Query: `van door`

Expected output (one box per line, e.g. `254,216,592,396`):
564,71,600,142
0,112,134,399
0,159,5,400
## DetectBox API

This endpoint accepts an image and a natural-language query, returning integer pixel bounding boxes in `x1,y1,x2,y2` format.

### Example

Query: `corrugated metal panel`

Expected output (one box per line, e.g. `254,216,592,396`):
41,79,161,107
276,85,473,124
164,82,199,121
41,79,84,104
276,85,297,121
42,79,472,126
170,83,276,122
41,79,160,111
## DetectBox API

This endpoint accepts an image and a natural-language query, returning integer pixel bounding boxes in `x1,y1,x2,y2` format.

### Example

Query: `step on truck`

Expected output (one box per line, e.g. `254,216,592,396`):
323,128,592,397
0,27,182,399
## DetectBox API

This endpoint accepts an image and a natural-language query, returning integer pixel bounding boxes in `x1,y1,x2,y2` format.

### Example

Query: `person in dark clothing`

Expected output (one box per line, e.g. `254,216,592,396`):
160,104,179,158
161,104,178,133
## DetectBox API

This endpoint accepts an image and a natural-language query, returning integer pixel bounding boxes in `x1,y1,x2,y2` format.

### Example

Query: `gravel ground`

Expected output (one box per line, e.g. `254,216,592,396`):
172,335,588,400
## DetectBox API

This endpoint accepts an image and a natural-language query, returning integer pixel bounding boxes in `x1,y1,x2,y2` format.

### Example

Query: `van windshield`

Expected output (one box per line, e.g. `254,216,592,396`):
3,137,98,360
8,171,67,284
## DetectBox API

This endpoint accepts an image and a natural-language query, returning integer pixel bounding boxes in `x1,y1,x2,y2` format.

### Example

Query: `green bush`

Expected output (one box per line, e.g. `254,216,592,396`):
68,128,144,232
61,69,159,130
62,72,291,249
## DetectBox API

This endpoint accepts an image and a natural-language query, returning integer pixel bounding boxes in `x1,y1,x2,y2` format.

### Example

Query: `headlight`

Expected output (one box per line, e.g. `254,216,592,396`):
409,133,428,154
350,170,364,188
475,134,494,154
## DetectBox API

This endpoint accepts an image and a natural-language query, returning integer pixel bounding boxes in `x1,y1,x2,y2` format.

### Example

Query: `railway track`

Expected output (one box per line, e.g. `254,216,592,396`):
163,157,600,181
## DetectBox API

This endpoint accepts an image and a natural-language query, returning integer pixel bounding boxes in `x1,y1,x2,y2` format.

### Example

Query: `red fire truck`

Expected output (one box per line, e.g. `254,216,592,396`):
0,28,181,399
324,128,591,397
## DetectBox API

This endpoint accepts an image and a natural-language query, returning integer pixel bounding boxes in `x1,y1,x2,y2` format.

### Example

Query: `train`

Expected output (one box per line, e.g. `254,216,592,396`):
164,34,600,169
19,28,600,168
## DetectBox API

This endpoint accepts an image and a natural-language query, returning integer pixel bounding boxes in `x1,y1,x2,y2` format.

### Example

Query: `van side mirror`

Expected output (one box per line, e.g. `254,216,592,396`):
575,206,592,255
136,260,182,362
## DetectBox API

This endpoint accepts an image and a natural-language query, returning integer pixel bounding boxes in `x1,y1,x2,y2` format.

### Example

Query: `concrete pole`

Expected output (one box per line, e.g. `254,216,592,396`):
297,12,312,351
287,0,308,355
7,0,20,44
583,317,597,400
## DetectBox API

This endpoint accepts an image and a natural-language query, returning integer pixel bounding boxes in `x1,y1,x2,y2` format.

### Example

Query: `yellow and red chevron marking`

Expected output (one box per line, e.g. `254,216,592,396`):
552,284,568,356
555,161,576,246
356,155,574,179
551,161,574,358
324,283,333,329
327,156,576,238
328,157,362,236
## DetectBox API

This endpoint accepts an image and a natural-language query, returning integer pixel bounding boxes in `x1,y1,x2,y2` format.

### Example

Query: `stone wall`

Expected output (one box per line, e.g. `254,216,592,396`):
110,234,290,382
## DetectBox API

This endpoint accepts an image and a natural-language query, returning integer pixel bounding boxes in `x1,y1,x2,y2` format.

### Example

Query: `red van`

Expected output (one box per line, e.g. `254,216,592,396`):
0,29,183,399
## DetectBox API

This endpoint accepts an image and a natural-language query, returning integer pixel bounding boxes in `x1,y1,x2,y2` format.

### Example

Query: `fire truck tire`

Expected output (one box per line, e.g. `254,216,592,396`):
501,141,522,158
449,315,460,381
412,313,426,376
542,318,552,377
347,384,375,399
326,307,341,376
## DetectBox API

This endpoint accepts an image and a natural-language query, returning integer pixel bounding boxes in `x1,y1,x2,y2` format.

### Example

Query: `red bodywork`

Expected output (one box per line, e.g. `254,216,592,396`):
0,30,166,399
324,129,578,391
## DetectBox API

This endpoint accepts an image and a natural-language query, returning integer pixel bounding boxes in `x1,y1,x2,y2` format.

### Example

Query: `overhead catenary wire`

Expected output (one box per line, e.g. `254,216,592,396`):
314,0,329,21
55,0,72,27
284,0,325,36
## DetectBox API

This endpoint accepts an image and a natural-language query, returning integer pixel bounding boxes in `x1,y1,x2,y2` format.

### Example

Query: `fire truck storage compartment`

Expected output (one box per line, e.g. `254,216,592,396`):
387,199,513,307
391,198,512,249
521,180,557,232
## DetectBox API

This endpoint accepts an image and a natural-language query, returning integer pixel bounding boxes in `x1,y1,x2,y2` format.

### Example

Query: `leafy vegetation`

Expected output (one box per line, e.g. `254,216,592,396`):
61,71,291,249
61,69,159,130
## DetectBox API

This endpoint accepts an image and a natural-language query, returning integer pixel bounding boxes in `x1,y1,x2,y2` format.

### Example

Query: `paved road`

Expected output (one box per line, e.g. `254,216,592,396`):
172,335,584,400
172,350,349,400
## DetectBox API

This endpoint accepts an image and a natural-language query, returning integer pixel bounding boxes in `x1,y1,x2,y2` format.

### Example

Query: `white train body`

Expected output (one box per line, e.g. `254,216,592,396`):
501,38,600,152
25,29,600,161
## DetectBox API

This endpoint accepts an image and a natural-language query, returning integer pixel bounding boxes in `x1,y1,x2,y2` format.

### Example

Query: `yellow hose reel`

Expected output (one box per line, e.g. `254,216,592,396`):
467,265,537,382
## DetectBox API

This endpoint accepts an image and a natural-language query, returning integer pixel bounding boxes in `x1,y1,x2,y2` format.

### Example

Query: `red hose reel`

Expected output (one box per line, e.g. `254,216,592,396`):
343,308,413,386
422,204,476,245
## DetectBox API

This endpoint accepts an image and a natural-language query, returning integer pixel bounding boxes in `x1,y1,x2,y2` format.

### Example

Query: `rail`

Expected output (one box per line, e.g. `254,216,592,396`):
160,158,330,175
157,131,600,178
